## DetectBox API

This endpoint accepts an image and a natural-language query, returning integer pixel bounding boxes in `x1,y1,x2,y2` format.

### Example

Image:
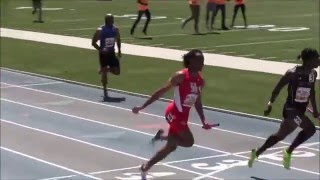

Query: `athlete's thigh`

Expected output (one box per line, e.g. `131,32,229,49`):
234,5,239,14
144,9,151,19
276,118,298,138
298,114,315,130
108,55,120,75
240,4,246,14
190,5,199,17
175,126,194,143
99,53,108,68
277,108,299,137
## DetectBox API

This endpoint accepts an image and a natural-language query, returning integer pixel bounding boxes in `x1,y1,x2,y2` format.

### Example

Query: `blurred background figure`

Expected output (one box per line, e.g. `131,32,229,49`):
212,0,229,30
130,0,151,36
231,0,247,28
182,0,201,34
32,0,43,23
205,0,217,31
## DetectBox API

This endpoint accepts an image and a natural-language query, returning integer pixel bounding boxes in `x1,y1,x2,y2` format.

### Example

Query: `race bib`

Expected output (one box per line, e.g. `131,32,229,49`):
104,37,115,48
295,87,311,103
183,94,198,107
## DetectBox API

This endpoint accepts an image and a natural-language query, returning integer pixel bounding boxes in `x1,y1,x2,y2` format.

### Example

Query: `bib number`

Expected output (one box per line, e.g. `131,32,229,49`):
104,37,115,48
166,113,174,123
295,87,311,103
293,116,303,126
183,94,198,107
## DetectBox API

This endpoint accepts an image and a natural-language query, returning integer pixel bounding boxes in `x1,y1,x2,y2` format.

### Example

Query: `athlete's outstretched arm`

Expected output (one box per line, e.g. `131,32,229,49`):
115,27,121,57
132,72,184,113
91,29,101,51
265,71,292,115
310,74,319,118
269,72,292,103
194,94,206,124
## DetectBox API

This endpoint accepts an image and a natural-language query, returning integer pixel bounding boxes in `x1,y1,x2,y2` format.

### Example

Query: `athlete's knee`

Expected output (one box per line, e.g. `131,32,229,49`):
185,140,194,147
304,126,316,137
168,145,177,152
183,136,194,147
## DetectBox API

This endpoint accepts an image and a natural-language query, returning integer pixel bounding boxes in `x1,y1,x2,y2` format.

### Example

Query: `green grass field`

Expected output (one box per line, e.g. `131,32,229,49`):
1,37,319,125
1,0,319,61
1,0,319,125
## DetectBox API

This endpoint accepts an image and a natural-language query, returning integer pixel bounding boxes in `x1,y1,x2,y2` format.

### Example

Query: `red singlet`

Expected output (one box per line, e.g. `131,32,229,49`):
165,68,204,135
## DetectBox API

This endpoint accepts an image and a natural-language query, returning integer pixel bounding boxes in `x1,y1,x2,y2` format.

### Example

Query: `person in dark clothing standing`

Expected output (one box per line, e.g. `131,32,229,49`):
130,0,151,36
32,0,43,23
231,0,247,28
212,0,229,30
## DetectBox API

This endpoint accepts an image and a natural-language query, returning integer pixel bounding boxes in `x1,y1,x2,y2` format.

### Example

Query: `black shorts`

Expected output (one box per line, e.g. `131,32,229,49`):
282,105,307,127
32,0,42,8
99,52,119,68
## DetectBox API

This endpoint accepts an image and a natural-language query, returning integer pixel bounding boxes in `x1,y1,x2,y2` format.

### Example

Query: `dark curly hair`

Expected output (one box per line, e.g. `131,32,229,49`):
297,48,319,65
183,49,204,68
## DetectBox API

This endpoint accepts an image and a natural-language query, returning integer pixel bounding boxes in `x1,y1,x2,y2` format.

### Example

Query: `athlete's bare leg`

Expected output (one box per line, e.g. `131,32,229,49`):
256,118,297,156
287,116,316,153
142,128,194,173
142,135,178,172
100,69,108,97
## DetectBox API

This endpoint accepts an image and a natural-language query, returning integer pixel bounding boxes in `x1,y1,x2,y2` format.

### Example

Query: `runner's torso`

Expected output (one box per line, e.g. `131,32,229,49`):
99,25,116,52
286,66,317,112
172,68,204,115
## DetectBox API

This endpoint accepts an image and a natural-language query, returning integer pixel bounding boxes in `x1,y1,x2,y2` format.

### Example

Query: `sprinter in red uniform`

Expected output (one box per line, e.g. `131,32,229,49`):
132,49,218,180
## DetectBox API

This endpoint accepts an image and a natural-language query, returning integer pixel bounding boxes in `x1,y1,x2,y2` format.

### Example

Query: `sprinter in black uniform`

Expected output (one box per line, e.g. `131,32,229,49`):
248,48,320,170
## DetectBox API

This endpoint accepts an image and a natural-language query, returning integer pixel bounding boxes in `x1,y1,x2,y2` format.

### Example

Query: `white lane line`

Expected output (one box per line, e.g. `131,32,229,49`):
167,45,180,48
302,142,319,147
40,165,142,180
214,38,314,48
261,57,277,60
0,68,290,124
90,165,141,175
52,19,87,23
164,154,230,165
239,54,256,57
121,33,188,40
0,146,101,180
0,82,63,89
221,52,236,54
3,28,319,77
1,119,221,180
2,97,319,175
67,22,180,31
149,44,165,47
1,98,229,155
0,81,302,145
39,175,76,180
233,153,320,175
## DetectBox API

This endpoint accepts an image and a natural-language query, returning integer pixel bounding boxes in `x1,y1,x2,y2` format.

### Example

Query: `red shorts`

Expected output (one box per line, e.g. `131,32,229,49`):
165,103,190,136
